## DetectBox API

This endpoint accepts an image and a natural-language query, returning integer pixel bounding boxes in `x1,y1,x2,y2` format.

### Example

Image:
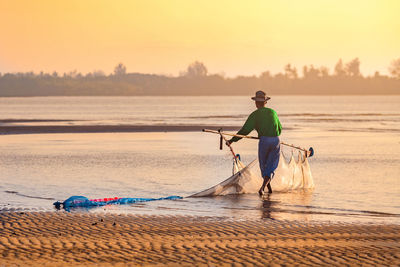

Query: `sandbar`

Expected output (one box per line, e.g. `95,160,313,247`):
0,125,239,135
1,212,399,266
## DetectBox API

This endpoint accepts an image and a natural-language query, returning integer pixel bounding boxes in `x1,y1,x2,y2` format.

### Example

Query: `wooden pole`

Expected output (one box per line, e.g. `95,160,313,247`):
202,128,314,157
218,129,238,159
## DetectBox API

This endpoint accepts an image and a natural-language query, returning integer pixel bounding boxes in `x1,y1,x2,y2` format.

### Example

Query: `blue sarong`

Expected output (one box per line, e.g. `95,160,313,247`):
258,136,280,178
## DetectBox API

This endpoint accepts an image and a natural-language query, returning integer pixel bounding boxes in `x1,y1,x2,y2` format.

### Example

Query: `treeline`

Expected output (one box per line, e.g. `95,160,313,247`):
0,58,399,96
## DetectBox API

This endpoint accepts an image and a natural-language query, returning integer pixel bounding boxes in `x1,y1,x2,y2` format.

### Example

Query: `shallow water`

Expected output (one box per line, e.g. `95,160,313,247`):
0,96,399,223
1,95,399,133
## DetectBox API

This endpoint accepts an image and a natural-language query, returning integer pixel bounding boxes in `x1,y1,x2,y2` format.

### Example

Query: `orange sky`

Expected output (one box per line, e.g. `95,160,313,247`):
0,0,399,76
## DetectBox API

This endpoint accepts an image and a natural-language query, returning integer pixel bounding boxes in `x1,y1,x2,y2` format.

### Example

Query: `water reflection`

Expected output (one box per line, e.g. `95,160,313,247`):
142,191,317,221
259,190,313,221
260,194,275,219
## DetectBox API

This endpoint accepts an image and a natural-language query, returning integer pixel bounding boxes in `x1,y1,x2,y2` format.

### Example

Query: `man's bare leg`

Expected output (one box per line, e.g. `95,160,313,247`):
259,176,272,196
267,183,272,194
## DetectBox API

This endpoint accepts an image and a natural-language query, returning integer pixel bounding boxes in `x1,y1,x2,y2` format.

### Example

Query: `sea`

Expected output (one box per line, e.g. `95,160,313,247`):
1,96,399,223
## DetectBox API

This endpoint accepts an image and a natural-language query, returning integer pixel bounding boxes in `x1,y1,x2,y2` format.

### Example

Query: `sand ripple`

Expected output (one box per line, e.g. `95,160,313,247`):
0,212,399,266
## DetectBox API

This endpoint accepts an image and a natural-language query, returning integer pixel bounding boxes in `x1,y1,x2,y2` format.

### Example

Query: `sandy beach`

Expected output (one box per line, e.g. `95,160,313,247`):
1,212,399,266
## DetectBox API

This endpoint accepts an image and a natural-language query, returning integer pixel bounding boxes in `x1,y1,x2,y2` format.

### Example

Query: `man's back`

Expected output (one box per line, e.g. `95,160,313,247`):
250,107,282,137
230,107,282,143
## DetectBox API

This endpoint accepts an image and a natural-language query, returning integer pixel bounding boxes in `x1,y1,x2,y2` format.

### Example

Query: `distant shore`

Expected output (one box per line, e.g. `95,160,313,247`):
0,124,242,135
1,212,399,266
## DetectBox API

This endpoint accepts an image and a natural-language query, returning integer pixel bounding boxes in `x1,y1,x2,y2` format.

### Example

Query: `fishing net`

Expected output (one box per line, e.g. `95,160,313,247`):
190,151,314,197
54,195,182,210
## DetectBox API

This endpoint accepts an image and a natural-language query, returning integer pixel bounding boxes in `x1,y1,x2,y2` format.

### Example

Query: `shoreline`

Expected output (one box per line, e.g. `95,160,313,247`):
1,212,399,266
0,125,241,135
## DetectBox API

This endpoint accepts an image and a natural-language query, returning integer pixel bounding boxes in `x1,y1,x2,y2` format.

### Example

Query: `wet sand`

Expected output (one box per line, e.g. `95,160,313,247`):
1,212,399,266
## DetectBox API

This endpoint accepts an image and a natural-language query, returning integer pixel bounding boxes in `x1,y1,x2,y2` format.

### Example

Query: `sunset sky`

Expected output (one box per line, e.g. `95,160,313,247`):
0,0,399,77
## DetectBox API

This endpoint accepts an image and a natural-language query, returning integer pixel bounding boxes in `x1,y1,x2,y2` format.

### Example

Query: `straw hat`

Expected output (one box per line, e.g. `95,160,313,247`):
251,90,271,102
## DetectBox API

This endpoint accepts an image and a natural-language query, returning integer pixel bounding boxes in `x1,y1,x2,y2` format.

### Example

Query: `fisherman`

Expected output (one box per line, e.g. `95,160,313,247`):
226,91,282,195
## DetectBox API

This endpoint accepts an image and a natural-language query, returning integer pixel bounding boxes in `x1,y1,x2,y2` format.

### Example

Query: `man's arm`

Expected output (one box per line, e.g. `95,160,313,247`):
229,113,255,143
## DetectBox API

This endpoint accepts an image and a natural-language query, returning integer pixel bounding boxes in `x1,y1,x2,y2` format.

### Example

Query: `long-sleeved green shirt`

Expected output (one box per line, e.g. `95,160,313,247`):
230,107,282,142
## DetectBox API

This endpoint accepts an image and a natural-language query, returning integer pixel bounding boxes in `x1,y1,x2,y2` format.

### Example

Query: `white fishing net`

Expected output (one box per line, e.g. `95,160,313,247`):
190,151,314,197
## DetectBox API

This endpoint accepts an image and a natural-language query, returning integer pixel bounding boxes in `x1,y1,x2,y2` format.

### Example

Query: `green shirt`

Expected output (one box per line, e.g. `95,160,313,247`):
230,107,282,142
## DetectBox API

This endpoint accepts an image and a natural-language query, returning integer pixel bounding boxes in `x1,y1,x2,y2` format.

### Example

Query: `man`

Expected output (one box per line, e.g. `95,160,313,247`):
226,91,282,195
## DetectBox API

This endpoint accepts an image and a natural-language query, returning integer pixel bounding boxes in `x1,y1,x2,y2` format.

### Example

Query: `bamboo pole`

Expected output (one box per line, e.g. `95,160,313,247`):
202,128,314,157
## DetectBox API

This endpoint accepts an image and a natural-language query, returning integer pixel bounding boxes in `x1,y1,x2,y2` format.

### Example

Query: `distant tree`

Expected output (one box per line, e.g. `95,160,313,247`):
345,58,361,76
37,72,51,78
284,64,298,79
52,71,58,78
374,71,381,78
259,70,271,79
24,72,34,78
68,70,78,78
303,65,319,79
114,63,127,76
181,61,208,77
85,72,93,78
319,66,329,77
388,58,400,79
302,66,308,78
334,59,346,76
93,70,106,77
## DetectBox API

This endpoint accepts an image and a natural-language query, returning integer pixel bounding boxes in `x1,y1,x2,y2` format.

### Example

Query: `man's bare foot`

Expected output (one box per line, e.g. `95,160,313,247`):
258,189,264,196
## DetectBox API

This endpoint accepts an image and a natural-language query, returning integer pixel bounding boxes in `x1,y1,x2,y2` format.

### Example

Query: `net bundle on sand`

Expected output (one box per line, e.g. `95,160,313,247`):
190,151,314,197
